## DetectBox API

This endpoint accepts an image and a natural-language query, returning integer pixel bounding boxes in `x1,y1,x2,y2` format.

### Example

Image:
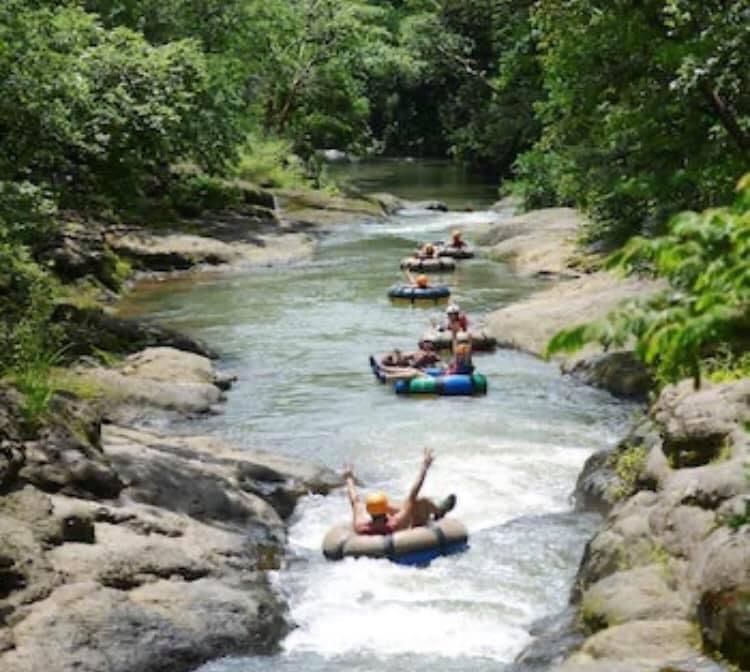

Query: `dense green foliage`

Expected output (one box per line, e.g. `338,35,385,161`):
546,175,750,388
515,0,750,244
0,0,747,402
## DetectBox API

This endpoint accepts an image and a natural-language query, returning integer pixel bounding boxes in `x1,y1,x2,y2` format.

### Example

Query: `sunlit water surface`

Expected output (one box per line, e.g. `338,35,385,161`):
118,169,635,672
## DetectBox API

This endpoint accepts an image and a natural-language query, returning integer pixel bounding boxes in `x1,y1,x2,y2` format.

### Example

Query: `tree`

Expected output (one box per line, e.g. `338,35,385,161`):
514,0,750,244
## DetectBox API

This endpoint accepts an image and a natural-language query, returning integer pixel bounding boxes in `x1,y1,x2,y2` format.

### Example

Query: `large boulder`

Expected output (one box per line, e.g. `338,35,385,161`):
366,192,405,215
564,351,654,400
693,526,750,668
573,449,620,515
17,393,123,500
572,492,662,599
0,578,284,672
562,620,697,669
475,207,582,276
653,379,750,468
486,273,659,356
103,424,339,522
71,348,233,422
581,565,689,631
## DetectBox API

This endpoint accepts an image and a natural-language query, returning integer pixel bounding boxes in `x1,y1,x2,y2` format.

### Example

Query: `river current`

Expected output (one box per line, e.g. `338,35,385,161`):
119,162,635,671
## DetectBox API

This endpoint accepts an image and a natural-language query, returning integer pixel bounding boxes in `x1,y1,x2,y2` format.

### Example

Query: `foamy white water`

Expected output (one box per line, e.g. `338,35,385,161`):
122,205,635,672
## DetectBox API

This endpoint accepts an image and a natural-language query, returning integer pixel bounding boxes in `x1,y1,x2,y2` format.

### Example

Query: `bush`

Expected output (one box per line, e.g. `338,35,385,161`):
0,181,58,249
169,174,242,217
0,3,241,209
546,174,750,388
233,135,309,189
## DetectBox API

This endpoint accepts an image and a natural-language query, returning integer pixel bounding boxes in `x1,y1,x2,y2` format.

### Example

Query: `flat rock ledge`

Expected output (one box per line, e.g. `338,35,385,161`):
519,379,750,671
0,372,339,672
478,207,662,399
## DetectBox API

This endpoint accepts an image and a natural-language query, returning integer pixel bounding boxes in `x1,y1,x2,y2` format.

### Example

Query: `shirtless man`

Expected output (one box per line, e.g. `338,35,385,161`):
343,448,456,536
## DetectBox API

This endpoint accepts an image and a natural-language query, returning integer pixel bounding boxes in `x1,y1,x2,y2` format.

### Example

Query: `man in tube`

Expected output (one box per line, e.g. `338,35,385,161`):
343,448,456,536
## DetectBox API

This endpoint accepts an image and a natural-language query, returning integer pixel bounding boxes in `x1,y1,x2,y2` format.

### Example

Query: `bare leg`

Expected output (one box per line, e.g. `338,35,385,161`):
344,468,370,531
393,497,438,529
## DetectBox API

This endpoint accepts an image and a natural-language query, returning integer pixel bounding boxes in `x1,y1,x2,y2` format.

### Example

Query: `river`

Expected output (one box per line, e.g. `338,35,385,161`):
119,160,635,671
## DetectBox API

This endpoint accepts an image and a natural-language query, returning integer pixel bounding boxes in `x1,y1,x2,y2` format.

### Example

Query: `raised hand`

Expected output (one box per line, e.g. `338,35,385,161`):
342,463,355,481
423,448,434,468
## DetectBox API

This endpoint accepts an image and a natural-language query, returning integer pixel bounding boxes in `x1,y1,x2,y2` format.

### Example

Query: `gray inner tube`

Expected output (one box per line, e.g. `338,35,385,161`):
322,517,468,560
420,329,498,351
400,257,456,272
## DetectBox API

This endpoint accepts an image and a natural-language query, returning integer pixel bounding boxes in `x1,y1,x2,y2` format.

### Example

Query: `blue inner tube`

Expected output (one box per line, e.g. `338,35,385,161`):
390,541,469,567
388,285,451,301
394,372,487,396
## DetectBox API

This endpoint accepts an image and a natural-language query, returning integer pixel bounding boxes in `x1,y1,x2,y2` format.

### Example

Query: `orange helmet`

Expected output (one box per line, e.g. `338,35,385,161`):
416,274,429,288
455,343,471,357
366,492,389,516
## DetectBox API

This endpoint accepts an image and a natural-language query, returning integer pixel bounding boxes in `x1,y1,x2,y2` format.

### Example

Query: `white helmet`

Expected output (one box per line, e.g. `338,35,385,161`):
456,331,470,343
446,303,460,315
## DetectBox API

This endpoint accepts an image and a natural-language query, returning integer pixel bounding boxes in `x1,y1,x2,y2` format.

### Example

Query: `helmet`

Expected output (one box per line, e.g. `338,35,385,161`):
456,331,470,342
455,343,471,356
416,274,429,288
366,492,389,516
452,230,462,238
446,303,460,315
424,244,435,256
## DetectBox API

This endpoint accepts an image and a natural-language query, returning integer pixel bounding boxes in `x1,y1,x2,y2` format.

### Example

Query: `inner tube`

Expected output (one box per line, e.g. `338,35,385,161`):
400,257,456,272
420,329,498,352
395,372,488,396
388,285,451,302
322,518,468,566
438,246,475,259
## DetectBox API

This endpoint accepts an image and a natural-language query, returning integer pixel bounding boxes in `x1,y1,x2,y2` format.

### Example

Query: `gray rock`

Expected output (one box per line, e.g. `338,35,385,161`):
693,526,750,668
565,351,654,399
563,620,697,668
409,200,448,212
18,393,124,500
653,380,750,468
511,607,586,671
660,656,733,672
0,578,285,672
491,196,522,216
581,565,689,630
366,192,405,215
573,449,619,515
103,424,338,523
572,492,661,599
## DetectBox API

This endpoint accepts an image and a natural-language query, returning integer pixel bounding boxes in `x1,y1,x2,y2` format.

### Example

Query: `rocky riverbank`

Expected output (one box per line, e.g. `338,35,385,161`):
475,207,660,399
0,182,389,671
0,346,340,672
480,208,750,671
517,378,750,672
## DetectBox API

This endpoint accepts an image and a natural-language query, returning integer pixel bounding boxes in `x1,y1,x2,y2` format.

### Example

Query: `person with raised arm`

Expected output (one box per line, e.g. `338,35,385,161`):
343,449,456,536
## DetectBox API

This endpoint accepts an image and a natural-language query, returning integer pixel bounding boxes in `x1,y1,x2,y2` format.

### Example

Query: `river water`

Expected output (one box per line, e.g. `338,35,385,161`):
119,162,635,672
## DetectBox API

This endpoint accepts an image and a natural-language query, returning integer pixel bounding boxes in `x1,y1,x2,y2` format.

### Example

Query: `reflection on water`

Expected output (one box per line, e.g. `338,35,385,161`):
119,187,634,672
327,159,501,210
